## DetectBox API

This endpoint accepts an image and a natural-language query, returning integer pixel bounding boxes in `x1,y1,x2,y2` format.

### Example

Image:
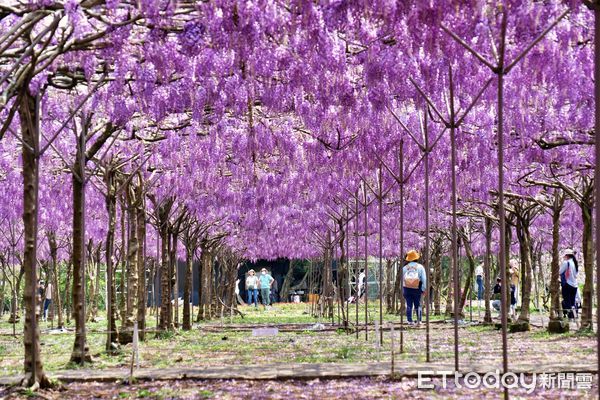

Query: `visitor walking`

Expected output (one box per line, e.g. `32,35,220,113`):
43,281,52,321
559,248,579,320
402,250,426,326
475,263,484,304
245,269,259,308
259,268,274,309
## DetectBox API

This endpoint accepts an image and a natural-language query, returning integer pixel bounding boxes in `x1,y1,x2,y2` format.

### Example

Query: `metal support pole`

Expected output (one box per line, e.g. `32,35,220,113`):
346,207,350,331
363,182,369,341
378,165,384,345
497,12,509,400
399,141,405,353
592,2,600,389
355,193,360,339
424,111,431,362
449,64,460,373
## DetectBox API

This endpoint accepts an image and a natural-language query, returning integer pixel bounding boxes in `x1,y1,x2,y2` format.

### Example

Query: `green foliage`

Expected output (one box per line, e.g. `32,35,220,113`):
137,389,152,398
335,346,353,360
198,389,214,398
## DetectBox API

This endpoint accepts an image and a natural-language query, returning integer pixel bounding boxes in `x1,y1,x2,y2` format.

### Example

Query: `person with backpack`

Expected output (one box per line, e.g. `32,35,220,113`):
559,248,579,320
402,250,427,326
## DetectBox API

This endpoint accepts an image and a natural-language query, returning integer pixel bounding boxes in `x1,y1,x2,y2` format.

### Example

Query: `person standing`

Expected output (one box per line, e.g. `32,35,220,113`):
402,250,426,326
357,269,366,300
475,264,484,306
245,269,259,308
43,281,53,322
508,259,520,307
559,249,579,321
258,268,275,309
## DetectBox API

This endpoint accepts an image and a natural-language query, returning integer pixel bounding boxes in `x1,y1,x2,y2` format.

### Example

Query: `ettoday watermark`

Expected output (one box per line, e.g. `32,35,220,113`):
417,370,593,394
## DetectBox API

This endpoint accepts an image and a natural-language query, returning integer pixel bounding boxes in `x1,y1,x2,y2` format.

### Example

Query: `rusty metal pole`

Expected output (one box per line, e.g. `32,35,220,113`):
346,206,350,332
448,64,460,373
378,165,384,345
424,111,431,362
355,191,360,339
496,12,510,400
363,182,369,341
399,141,405,353
593,2,600,388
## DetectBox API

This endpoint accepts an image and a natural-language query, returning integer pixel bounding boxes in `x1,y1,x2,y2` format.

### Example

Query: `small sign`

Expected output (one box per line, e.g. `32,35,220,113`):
252,328,279,336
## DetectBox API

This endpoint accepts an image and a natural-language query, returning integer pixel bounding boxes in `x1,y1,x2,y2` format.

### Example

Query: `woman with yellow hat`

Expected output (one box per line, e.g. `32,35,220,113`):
403,250,427,326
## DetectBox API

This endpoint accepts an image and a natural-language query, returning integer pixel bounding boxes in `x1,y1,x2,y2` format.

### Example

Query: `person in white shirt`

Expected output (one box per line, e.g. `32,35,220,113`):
245,270,259,308
475,264,484,305
43,282,52,321
559,249,579,320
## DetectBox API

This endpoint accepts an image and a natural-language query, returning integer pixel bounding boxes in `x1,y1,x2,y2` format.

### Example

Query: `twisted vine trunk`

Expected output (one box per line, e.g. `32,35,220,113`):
86,240,97,322
70,124,91,364
170,230,179,327
516,217,533,323
483,218,492,323
280,259,294,303
432,243,442,316
104,169,119,349
20,89,50,386
198,244,214,321
47,232,63,328
158,201,173,330
549,194,563,321
136,191,146,341
459,232,476,315
120,186,138,345
580,202,593,330
183,242,194,330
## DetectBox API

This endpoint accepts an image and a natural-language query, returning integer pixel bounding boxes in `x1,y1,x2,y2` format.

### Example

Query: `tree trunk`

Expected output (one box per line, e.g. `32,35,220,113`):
86,240,97,322
90,244,101,321
445,255,453,316
170,230,179,327
483,218,492,323
104,169,119,349
385,259,394,313
198,244,214,320
336,220,349,326
8,265,23,324
0,262,6,318
47,232,63,328
136,194,146,341
280,259,295,302
119,204,126,321
183,243,194,330
516,217,533,323
432,244,442,316
580,202,593,330
549,196,563,321
459,232,476,315
120,186,138,345
158,201,173,330
20,90,50,386
70,130,91,364
65,259,72,325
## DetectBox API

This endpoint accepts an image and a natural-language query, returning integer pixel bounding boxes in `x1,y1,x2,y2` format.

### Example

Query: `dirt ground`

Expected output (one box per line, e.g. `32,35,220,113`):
0,376,597,399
